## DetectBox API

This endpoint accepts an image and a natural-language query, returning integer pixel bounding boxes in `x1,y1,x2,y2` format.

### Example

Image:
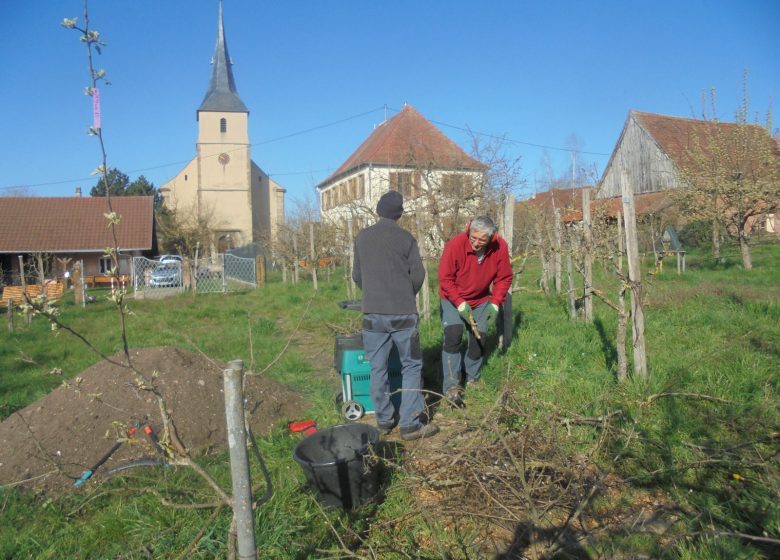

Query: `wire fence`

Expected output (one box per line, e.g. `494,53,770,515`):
132,254,256,298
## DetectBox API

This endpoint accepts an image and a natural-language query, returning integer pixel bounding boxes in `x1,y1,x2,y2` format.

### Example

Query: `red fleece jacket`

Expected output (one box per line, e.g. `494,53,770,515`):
438,232,513,308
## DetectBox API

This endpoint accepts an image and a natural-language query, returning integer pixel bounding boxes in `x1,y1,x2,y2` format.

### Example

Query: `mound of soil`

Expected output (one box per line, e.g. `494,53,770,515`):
0,347,307,495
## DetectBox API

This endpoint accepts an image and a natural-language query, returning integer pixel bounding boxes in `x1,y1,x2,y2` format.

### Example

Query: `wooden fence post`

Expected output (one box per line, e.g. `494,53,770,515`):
415,214,431,322
553,208,563,294
620,171,648,379
346,218,356,300
582,188,593,322
309,223,318,291
566,236,577,320
292,235,299,284
18,255,31,325
256,256,266,287
6,299,13,334
222,360,257,560
503,194,515,255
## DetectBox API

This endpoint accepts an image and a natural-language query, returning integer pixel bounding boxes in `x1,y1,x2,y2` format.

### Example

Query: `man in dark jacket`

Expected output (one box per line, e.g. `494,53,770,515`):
438,215,513,407
353,191,439,440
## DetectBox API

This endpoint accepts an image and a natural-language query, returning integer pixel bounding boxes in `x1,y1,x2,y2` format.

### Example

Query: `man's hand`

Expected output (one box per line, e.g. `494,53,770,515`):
486,303,499,321
457,301,472,321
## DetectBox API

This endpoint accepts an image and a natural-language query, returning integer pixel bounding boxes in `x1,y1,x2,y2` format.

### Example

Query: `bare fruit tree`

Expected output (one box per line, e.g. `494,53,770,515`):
673,82,780,270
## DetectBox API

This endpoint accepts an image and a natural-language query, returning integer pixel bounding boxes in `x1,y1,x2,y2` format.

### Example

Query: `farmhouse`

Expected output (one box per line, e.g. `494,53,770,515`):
0,195,156,286
159,3,285,255
316,104,486,239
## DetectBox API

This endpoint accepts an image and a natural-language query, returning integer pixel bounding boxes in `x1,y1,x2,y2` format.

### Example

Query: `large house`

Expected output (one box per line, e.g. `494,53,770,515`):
0,195,156,284
316,104,486,241
160,3,285,254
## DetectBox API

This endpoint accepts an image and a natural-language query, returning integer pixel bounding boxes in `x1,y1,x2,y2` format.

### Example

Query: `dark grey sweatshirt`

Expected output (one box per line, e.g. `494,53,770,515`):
352,217,425,315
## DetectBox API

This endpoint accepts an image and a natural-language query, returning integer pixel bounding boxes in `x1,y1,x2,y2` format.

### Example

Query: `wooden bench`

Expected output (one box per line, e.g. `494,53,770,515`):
84,274,130,288
2,285,38,305
2,282,65,305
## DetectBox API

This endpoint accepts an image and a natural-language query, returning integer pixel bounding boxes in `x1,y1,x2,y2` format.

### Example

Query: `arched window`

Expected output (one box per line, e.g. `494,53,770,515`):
220,118,227,133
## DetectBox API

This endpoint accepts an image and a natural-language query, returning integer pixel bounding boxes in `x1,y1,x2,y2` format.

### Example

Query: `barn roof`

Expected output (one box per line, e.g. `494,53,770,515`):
0,196,155,253
631,110,778,173
318,104,485,189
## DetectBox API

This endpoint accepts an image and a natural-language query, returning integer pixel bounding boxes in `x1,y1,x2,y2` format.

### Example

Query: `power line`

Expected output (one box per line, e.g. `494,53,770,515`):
1,106,387,191
2,104,613,191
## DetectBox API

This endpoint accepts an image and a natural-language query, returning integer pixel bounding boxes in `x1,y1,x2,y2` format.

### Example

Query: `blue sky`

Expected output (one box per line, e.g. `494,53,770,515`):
1,0,778,208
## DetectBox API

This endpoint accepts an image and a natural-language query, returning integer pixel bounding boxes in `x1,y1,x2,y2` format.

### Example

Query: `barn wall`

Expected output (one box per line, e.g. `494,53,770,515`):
599,116,681,199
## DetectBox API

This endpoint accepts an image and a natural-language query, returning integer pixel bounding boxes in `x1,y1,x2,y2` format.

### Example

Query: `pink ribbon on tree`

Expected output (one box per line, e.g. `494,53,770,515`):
93,87,101,130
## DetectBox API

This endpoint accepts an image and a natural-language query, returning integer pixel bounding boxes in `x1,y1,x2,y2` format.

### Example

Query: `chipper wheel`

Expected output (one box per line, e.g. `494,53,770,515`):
341,400,364,421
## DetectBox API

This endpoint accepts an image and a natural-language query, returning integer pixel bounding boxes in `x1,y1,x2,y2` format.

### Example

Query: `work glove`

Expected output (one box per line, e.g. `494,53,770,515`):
486,303,500,321
457,301,472,321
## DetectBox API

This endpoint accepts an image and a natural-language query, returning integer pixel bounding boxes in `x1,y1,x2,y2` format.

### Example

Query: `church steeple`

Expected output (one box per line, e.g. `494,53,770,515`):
198,0,248,116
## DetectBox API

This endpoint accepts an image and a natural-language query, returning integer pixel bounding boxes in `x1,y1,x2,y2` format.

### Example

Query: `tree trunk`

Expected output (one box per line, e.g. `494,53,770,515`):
712,218,721,261
739,231,753,270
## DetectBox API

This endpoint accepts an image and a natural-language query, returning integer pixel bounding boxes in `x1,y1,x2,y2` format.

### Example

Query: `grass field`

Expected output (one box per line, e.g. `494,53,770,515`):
1,240,778,559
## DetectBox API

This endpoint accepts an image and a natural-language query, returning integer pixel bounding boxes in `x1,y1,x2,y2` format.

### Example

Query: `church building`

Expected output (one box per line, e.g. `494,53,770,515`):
160,2,285,254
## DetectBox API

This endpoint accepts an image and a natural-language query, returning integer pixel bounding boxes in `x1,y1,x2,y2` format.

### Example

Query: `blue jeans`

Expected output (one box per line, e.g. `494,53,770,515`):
362,313,425,431
440,298,491,395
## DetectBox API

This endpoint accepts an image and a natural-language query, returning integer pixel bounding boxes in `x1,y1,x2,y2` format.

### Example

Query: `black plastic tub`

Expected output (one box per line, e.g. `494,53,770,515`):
293,423,380,509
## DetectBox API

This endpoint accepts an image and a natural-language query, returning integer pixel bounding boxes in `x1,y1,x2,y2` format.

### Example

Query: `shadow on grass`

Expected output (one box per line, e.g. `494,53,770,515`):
496,522,591,559
420,305,525,416
594,317,617,374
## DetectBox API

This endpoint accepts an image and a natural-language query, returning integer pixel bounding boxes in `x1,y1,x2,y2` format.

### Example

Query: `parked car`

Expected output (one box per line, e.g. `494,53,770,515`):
158,254,183,264
149,262,182,288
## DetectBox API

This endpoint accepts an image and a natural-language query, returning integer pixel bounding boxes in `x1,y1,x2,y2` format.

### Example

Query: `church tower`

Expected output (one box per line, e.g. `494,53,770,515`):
161,1,285,254
196,0,251,250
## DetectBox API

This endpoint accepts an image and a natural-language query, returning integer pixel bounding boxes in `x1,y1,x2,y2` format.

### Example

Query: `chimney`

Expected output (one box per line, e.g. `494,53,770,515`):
75,186,82,197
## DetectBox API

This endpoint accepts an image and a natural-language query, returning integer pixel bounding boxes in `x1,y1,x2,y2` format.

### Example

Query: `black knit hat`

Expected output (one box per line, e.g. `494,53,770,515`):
376,190,404,220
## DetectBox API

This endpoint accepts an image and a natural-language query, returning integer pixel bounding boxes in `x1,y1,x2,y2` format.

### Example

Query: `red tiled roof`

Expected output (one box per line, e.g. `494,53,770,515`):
632,110,779,173
520,188,672,223
319,104,485,188
0,196,155,253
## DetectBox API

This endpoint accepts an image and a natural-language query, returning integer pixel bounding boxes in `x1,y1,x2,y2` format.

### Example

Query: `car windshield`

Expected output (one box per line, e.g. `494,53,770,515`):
154,264,178,273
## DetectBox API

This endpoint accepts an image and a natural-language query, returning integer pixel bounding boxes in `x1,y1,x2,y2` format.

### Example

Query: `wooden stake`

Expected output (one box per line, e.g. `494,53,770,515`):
582,188,593,322
222,360,257,560
415,214,431,322
309,222,318,291
553,208,563,293
620,171,648,379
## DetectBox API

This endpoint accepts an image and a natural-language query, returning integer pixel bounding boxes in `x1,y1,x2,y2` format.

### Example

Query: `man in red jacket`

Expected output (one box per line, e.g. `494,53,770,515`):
438,215,513,407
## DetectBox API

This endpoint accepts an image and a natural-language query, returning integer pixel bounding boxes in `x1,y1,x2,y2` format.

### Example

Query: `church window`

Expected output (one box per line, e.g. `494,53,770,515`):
220,118,227,133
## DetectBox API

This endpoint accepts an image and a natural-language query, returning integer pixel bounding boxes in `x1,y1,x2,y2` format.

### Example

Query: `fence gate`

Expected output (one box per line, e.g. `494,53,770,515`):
132,254,256,297
195,253,257,294
132,257,184,298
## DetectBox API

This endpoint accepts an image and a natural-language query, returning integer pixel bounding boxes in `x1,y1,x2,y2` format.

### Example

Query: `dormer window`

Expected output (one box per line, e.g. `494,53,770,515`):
220,118,227,133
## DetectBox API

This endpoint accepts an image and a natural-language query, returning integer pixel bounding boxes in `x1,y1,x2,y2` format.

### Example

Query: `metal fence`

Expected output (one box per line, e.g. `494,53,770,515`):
132,254,256,298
